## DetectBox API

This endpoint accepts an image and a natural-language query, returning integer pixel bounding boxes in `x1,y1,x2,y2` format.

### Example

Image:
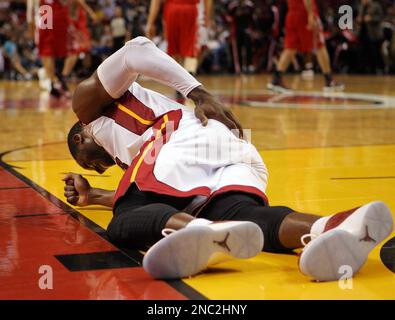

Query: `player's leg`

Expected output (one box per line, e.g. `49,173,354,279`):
41,56,56,83
107,185,263,279
276,49,297,75
301,52,315,80
41,56,63,97
37,9,58,94
107,203,192,249
106,184,194,249
268,13,297,93
267,48,296,93
200,192,316,252
244,32,253,73
306,19,343,91
316,45,344,91
62,54,78,79
200,192,393,281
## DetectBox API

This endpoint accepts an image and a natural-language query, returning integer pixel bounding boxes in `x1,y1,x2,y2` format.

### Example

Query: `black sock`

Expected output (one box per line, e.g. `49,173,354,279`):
273,70,283,84
324,73,333,86
50,82,61,98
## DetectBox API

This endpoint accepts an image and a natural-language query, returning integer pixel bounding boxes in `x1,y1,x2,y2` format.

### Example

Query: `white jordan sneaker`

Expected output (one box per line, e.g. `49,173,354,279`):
143,221,264,279
299,201,394,281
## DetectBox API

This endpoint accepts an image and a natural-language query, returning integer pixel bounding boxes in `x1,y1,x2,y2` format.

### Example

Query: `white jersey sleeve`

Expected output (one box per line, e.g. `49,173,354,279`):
97,37,202,99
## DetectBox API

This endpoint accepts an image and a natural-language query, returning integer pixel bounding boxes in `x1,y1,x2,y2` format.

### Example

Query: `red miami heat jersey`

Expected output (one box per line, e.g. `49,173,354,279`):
165,0,199,4
39,0,68,8
287,0,318,14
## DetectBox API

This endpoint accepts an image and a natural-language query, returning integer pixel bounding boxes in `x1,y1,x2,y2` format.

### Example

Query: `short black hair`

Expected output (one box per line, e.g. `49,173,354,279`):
67,121,83,160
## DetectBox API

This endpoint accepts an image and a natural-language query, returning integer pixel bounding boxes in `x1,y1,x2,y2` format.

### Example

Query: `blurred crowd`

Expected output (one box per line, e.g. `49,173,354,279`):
2,0,395,80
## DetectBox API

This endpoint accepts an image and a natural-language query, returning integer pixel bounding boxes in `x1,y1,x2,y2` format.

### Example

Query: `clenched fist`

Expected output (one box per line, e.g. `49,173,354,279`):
62,173,91,207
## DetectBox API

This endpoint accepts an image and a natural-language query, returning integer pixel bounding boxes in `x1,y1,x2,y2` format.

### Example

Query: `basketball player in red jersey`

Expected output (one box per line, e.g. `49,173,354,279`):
61,0,97,93
27,0,69,97
268,0,344,93
146,0,212,101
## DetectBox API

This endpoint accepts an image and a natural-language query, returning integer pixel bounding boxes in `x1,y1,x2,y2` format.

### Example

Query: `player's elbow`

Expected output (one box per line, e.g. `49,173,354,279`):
72,72,112,124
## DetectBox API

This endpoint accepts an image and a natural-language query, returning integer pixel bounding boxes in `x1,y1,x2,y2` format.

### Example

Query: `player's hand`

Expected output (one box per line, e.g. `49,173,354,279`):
145,24,156,39
90,12,98,23
62,173,91,207
28,22,35,40
307,14,318,31
188,86,244,139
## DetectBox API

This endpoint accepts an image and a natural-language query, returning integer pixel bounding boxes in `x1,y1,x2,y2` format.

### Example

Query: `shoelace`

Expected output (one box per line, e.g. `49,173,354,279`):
300,233,318,246
161,228,176,237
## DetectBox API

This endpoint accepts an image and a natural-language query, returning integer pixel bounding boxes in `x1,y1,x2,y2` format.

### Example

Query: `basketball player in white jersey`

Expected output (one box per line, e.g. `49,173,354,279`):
64,37,393,281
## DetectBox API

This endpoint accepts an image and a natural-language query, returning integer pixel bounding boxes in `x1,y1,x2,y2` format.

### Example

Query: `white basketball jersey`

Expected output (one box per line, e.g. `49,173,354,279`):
87,82,269,210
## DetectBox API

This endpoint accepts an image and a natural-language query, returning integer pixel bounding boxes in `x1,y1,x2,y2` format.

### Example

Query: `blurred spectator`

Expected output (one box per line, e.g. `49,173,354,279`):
99,0,116,21
227,0,255,74
2,26,32,80
357,0,384,73
110,6,128,52
0,48,4,74
2,0,395,80
62,0,97,84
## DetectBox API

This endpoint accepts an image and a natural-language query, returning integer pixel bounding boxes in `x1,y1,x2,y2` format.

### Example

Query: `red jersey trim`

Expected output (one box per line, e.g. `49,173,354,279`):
104,91,157,135
113,109,184,204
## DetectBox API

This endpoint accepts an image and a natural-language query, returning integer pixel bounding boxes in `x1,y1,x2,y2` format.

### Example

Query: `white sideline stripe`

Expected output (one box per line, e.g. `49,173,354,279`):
209,89,395,110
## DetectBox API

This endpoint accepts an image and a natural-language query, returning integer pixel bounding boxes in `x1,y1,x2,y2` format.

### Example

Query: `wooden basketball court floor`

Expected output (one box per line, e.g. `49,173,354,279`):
0,74,394,299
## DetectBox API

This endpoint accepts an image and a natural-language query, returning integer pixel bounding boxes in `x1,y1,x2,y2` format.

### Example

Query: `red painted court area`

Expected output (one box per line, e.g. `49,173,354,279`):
0,167,186,300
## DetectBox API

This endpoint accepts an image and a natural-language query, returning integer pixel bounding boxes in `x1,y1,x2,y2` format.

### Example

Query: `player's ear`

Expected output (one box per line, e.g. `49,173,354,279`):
72,133,83,145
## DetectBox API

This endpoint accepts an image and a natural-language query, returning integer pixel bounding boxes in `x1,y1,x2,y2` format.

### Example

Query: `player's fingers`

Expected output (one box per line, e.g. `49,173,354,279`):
66,172,82,179
62,173,75,181
67,196,78,206
66,179,74,186
224,110,244,139
64,185,76,191
195,107,208,126
64,191,78,198
214,111,238,130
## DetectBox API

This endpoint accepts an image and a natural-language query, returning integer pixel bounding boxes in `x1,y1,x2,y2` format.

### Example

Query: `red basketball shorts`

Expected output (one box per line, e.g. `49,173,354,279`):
284,12,325,52
38,4,68,58
163,3,199,57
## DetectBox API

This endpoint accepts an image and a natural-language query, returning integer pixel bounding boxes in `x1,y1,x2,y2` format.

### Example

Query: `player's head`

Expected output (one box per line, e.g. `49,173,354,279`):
67,122,115,174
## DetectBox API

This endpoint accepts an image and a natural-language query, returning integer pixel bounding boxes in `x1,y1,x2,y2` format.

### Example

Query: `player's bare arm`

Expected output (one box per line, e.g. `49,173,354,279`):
77,0,97,21
146,0,162,39
72,37,243,136
63,173,115,207
204,0,213,28
26,0,38,39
